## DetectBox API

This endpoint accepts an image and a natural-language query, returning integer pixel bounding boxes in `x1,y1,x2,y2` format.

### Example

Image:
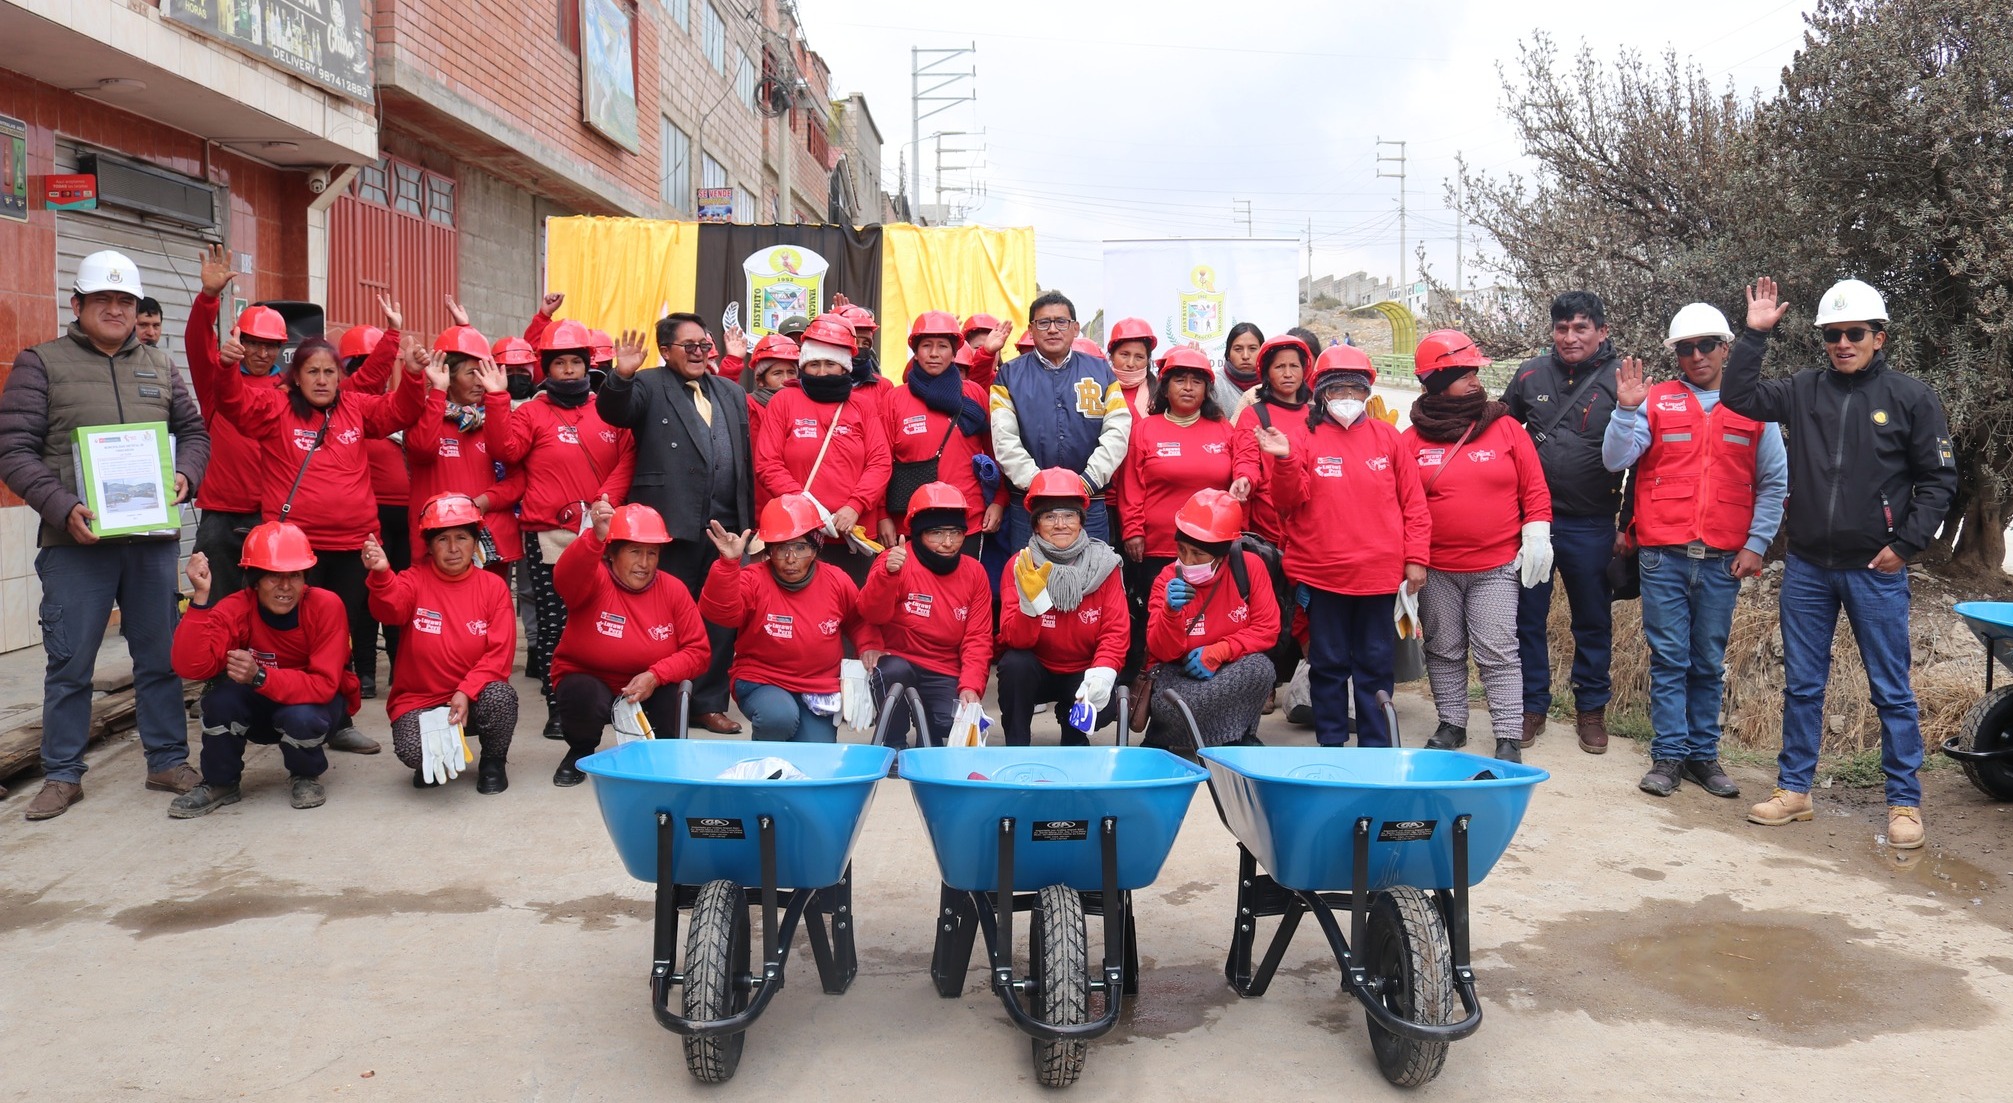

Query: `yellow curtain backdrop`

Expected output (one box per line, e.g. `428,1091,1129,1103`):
543,216,700,348
878,224,1037,378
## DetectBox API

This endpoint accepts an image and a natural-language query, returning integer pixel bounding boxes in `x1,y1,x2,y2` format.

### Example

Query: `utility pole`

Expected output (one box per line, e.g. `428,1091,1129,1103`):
1376,137,1407,298
933,130,983,224
1233,198,1252,237
1304,217,1313,303
911,45,977,224
1453,152,1464,307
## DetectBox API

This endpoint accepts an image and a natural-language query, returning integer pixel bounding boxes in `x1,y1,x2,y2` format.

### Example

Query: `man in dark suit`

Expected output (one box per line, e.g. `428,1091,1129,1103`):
599,314,755,734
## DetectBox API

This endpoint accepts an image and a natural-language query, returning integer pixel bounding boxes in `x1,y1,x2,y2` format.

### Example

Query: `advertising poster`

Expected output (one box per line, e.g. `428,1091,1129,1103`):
1100,238,1301,361
164,0,373,103
579,0,639,152
0,114,26,223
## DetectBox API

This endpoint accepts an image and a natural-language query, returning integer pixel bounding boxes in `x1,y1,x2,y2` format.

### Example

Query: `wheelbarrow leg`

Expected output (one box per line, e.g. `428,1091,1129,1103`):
930,884,980,998
651,813,682,1012
805,862,857,995
1226,844,1306,998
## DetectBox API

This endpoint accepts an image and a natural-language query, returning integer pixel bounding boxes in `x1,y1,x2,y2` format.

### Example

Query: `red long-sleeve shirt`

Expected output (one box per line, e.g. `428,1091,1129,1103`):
754,387,892,518
172,588,361,713
1400,416,1552,573
881,381,1004,534
405,391,525,563
859,548,993,694
485,394,634,532
1270,417,1432,595
1116,413,1253,557
365,561,516,720
1232,401,1316,551
1145,552,1282,666
996,553,1130,673
700,558,880,694
550,530,712,693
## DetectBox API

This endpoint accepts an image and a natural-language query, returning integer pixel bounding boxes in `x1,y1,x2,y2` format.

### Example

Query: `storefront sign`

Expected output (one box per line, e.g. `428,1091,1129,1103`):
0,114,26,223
697,188,733,223
163,0,373,103
43,174,96,212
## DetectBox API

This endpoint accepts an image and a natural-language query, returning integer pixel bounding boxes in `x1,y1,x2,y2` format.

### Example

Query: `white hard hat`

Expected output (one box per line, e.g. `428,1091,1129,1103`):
74,250,143,297
1664,303,1734,348
1813,279,1887,327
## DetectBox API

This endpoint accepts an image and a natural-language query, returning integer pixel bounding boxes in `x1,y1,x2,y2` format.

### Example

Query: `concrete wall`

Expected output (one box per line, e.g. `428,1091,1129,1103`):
456,164,542,341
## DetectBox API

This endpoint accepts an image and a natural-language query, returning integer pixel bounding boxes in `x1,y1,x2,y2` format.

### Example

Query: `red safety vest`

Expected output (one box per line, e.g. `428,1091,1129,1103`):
1633,381,1763,551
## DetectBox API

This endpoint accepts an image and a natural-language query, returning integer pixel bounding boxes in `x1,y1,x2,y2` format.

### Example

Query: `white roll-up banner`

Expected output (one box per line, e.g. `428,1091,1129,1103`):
1100,238,1301,360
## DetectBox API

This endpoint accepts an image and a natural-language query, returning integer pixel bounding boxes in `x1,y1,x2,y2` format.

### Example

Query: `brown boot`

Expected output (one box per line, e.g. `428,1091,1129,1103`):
1747,787,1814,826
24,780,83,821
1886,806,1925,850
1576,708,1609,754
1519,712,1545,749
145,763,202,793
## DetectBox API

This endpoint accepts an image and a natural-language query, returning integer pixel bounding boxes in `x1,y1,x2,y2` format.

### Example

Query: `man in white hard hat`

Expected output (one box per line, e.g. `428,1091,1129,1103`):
1603,303,1787,801
1723,276,1956,849
0,250,211,820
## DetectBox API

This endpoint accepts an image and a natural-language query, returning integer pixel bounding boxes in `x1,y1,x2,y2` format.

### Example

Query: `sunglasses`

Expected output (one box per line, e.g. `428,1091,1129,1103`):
668,340,716,354
1672,337,1722,358
1822,326,1876,345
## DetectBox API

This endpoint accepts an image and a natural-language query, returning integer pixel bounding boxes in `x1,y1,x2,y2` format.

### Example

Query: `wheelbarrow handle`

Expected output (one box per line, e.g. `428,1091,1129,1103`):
870,680,906,748
1298,887,1485,1043
1940,735,2013,764
1374,689,1400,748
1159,687,1204,751
1114,685,1130,747
675,680,692,740
992,964,1127,1041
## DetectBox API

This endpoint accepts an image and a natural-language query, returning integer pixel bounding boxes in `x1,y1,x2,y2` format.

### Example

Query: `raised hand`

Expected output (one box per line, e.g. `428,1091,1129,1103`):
200,243,236,298
423,350,451,392
830,292,853,309
445,296,470,327
360,533,391,572
724,325,748,360
475,361,508,395
219,326,245,368
1615,357,1649,410
884,540,909,574
185,551,213,599
706,520,751,561
540,291,565,318
590,495,615,542
399,333,427,373
379,294,403,331
976,321,1013,355
1745,276,1791,332
1254,425,1292,458
225,649,261,685
613,328,649,378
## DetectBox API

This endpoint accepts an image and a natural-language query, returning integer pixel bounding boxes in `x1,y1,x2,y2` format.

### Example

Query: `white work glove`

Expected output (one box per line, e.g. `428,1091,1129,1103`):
443,723,467,781
1517,521,1554,589
803,493,838,536
839,659,872,733
419,720,441,785
1075,666,1118,712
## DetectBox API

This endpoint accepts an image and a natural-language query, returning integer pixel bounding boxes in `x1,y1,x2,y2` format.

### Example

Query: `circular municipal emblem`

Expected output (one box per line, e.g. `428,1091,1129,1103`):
1872,409,1889,426
770,247,803,275
1189,265,1216,293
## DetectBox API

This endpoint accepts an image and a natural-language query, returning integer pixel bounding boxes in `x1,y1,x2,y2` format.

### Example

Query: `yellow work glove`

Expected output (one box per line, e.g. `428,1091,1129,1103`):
1014,556,1054,616
1368,394,1398,425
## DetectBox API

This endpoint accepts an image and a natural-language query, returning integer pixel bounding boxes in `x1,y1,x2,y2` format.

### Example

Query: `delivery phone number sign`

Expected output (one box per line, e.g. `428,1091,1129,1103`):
164,0,373,103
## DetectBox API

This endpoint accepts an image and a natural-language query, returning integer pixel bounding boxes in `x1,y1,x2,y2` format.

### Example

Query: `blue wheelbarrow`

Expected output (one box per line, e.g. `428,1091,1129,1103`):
902,741,1208,1088
1942,602,2013,800
579,738,894,1083
1200,746,1547,1087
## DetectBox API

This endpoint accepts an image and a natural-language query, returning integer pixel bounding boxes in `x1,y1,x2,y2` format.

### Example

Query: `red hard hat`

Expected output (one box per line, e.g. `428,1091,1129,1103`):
904,481,970,525
800,312,860,354
1174,488,1244,545
1023,468,1089,512
417,493,483,530
1015,329,1036,352
491,336,536,366
237,305,289,344
1311,343,1378,390
1106,317,1158,356
952,345,979,369
607,503,673,544
838,303,878,332
337,325,384,361
587,329,615,364
1414,329,1489,380
240,521,316,572
750,333,800,364
1158,345,1216,382
1258,334,1313,370
539,319,595,354
1072,337,1108,361
758,494,826,544
907,311,964,351
962,312,1000,336
433,325,491,360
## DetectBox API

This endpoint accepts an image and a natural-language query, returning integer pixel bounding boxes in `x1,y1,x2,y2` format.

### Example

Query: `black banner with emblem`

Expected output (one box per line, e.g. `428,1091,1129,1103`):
692,224,882,346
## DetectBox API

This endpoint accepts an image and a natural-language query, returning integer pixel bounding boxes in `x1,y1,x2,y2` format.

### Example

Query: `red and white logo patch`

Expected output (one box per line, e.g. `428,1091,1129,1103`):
792,418,819,440
291,428,319,453
465,619,489,636
439,438,461,459
647,624,673,641
335,428,360,445
1465,449,1497,463
596,611,626,639
1228,604,1249,623
413,608,443,635
1039,613,1057,629
1364,455,1391,472
904,592,933,619
556,425,580,445
763,613,794,640
1203,441,1226,455
902,414,929,436
1155,441,1182,458
1187,614,1207,636
1416,448,1445,468
1656,396,1688,413
1078,607,1101,625
599,429,617,444
1315,456,1345,478
952,605,970,622
818,617,841,637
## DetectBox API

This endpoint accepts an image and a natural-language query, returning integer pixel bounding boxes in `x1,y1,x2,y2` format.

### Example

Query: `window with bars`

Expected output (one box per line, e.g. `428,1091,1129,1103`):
701,154,726,190
662,0,687,31
353,160,389,205
701,2,724,72
660,118,692,211
392,162,424,216
426,175,455,226
732,185,755,224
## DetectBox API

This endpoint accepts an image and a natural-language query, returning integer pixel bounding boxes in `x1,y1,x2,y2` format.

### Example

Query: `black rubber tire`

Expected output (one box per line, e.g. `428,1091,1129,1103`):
682,879,752,1083
1956,685,2013,801
1029,884,1088,1088
1363,886,1455,1088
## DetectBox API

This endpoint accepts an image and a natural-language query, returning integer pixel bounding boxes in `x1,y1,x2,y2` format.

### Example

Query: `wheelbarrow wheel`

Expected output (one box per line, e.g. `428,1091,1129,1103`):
1956,685,2013,801
1363,886,1455,1088
683,879,752,1083
1029,884,1088,1088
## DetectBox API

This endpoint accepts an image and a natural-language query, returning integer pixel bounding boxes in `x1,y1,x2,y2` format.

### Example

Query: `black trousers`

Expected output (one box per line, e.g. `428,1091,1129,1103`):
356,505,410,679
554,672,684,755
303,549,370,723
997,648,1115,747
659,538,736,715
195,510,260,599
872,655,958,749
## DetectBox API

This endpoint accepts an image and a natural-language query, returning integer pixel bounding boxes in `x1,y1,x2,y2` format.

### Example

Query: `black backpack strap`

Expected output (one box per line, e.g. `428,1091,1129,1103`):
1227,542,1251,601
1254,401,1272,430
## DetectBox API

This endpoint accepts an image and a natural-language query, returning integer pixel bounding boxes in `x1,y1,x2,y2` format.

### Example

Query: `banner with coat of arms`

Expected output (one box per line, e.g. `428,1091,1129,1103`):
1100,238,1301,361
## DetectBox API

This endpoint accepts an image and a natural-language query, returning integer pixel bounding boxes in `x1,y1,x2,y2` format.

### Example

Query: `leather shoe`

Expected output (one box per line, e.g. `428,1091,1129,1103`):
553,752,587,787
145,763,203,793
1426,723,1467,750
357,673,376,700
692,711,743,735
169,782,240,819
288,775,325,809
326,725,381,754
25,780,83,820
543,714,564,740
1493,739,1522,763
477,756,509,795
1575,708,1608,754
1683,758,1740,798
1520,712,1546,749
1639,759,1683,797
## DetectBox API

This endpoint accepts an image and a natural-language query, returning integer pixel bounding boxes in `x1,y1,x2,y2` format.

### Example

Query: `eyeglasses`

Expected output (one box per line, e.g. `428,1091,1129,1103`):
1029,318,1075,332
1821,326,1875,345
669,340,716,355
769,540,817,559
1672,337,1722,358
1035,508,1082,523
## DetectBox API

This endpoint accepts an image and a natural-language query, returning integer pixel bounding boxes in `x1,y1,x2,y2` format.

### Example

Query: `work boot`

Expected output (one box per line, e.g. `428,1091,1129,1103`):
412,767,439,790
24,780,83,821
145,763,202,793
1638,759,1683,797
289,776,325,810
357,672,376,700
1747,787,1814,826
543,711,565,740
1520,712,1546,748
326,725,381,754
692,711,743,735
1426,723,1467,750
1493,739,1522,764
553,751,587,787
1287,703,1314,727
1886,806,1925,850
168,783,240,819
477,756,509,795
1576,708,1609,754
1683,759,1740,798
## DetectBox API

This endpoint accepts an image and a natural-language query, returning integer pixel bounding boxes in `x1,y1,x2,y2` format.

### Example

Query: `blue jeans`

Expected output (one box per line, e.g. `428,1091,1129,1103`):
733,680,839,743
1638,547,1740,761
1304,589,1396,747
198,680,341,786
36,542,188,783
1002,495,1111,557
1517,513,1614,714
1777,554,1922,806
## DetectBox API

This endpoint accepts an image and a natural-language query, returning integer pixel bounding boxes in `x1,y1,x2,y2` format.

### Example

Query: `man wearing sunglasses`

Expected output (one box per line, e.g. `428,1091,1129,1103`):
1603,303,1787,802
1723,276,1956,850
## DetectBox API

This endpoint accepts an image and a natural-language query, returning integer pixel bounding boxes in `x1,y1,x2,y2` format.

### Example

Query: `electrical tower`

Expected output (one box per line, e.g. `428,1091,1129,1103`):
1376,138,1407,299
911,45,977,224
1233,198,1253,237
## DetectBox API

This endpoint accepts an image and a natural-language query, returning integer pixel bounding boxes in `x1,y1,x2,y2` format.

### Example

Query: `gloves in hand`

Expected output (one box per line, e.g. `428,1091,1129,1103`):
1518,521,1554,589
803,493,837,536
1166,575,1196,610
1181,648,1217,680
1075,666,1117,711
839,659,873,733
1394,585,1422,639
1295,583,1312,610
1015,556,1055,615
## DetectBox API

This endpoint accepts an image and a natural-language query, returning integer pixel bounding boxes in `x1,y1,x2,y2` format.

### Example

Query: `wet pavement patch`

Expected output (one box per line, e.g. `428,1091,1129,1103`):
525,892,650,931
1496,893,1988,1046
110,877,501,939
1110,961,1240,1042
0,886,104,934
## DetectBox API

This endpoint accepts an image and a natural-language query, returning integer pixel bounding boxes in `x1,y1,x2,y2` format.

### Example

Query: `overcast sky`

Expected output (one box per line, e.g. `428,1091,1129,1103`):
804,0,1817,316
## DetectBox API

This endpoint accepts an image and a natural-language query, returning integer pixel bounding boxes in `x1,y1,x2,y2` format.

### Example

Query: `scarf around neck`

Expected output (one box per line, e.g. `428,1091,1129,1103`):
1026,532,1121,612
1409,389,1509,443
908,361,987,436
444,400,486,433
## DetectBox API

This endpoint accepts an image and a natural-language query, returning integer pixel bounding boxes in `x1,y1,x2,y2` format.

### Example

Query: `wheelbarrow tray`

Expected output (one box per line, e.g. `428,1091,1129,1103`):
1200,747,1547,892
581,740,893,888
1956,602,2013,671
902,746,1207,892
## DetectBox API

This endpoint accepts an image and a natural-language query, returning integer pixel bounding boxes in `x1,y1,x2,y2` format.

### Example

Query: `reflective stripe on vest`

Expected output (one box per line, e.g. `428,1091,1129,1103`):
1633,382,1763,551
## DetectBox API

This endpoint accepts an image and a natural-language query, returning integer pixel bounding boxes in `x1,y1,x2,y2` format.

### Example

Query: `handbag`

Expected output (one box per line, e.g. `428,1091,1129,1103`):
886,415,959,519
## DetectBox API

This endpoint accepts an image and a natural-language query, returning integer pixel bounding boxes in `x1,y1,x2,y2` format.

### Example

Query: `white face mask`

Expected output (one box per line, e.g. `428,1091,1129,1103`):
1327,397,1366,424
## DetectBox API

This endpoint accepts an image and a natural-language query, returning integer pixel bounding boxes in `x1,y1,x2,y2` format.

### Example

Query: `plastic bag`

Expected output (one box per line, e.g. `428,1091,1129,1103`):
612,698,654,744
949,701,992,747
716,756,811,781
1394,585,1422,640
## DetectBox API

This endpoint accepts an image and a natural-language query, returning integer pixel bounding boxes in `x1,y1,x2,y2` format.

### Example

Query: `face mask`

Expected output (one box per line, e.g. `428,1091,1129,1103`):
800,371,853,403
506,374,535,400
544,376,591,407
1177,560,1218,585
1112,363,1148,390
1327,398,1366,424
